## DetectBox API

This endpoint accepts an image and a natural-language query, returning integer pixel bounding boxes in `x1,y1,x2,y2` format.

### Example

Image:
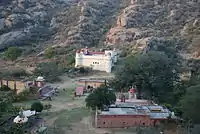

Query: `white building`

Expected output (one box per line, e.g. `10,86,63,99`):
75,48,118,73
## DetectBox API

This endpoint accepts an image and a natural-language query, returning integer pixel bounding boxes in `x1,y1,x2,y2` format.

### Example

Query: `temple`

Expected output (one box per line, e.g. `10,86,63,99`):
75,47,118,73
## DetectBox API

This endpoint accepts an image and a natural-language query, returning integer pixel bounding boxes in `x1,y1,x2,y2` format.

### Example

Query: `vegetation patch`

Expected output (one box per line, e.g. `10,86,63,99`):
34,62,64,82
4,47,22,61
47,107,89,134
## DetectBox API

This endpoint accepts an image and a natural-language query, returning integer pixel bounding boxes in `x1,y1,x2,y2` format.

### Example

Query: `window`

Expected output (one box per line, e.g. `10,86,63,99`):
103,122,106,124
93,62,99,64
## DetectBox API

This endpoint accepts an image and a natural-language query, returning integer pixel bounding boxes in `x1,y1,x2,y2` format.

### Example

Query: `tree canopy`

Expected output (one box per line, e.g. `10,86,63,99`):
31,101,44,112
34,62,63,82
85,85,116,110
4,47,22,61
0,89,24,133
111,51,179,103
180,84,200,124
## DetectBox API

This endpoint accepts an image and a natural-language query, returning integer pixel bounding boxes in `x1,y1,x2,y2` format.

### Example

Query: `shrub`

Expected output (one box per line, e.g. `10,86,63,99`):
78,67,91,74
31,101,44,112
0,85,11,91
44,47,54,59
4,47,22,61
79,67,85,73
14,90,30,102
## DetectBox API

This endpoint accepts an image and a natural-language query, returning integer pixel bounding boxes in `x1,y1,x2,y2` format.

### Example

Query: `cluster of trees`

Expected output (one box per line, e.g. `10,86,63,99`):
0,85,44,133
4,47,22,61
34,62,64,82
110,38,200,124
0,86,24,133
85,38,200,127
85,84,116,110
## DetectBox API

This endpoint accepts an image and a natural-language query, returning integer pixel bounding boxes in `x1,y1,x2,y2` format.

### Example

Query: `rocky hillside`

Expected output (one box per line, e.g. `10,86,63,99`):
0,0,123,51
51,0,125,47
0,0,78,50
0,0,199,56
105,0,200,55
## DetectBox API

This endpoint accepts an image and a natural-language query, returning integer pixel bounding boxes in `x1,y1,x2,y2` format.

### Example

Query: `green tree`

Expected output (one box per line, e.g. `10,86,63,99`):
0,85,11,91
112,51,179,103
44,47,54,59
0,89,24,133
147,38,180,58
4,47,22,61
31,101,44,112
7,123,24,134
34,62,63,82
85,85,116,110
180,84,200,124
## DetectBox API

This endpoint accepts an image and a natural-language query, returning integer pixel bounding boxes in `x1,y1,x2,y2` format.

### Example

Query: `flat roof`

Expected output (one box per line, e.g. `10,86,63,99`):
101,108,146,115
99,104,172,119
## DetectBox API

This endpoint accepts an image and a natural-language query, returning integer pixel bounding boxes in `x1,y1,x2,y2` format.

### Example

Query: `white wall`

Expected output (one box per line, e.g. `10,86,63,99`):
105,50,117,63
75,54,112,73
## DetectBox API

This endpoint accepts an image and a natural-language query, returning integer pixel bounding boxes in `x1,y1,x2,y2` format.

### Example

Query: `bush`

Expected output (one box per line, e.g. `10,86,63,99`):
0,85,11,91
4,47,22,61
79,67,85,73
44,47,54,59
78,67,90,74
14,90,30,102
31,101,44,112
65,54,75,66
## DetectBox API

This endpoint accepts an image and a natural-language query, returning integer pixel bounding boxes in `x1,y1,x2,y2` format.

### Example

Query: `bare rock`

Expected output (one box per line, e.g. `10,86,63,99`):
0,31,26,47
193,19,200,27
0,19,5,31
5,14,31,28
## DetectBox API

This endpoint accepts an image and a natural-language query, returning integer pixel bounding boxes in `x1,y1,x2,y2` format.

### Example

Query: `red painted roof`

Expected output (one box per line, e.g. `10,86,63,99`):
88,51,105,55
129,88,136,93
76,49,105,55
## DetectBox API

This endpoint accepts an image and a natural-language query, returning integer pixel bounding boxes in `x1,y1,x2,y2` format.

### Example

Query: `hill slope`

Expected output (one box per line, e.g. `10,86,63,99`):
0,0,199,56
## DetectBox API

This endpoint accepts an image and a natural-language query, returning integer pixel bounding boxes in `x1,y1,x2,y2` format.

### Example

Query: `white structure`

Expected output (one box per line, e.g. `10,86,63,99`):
14,109,36,124
19,110,36,117
13,116,28,124
75,48,118,73
36,76,45,81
